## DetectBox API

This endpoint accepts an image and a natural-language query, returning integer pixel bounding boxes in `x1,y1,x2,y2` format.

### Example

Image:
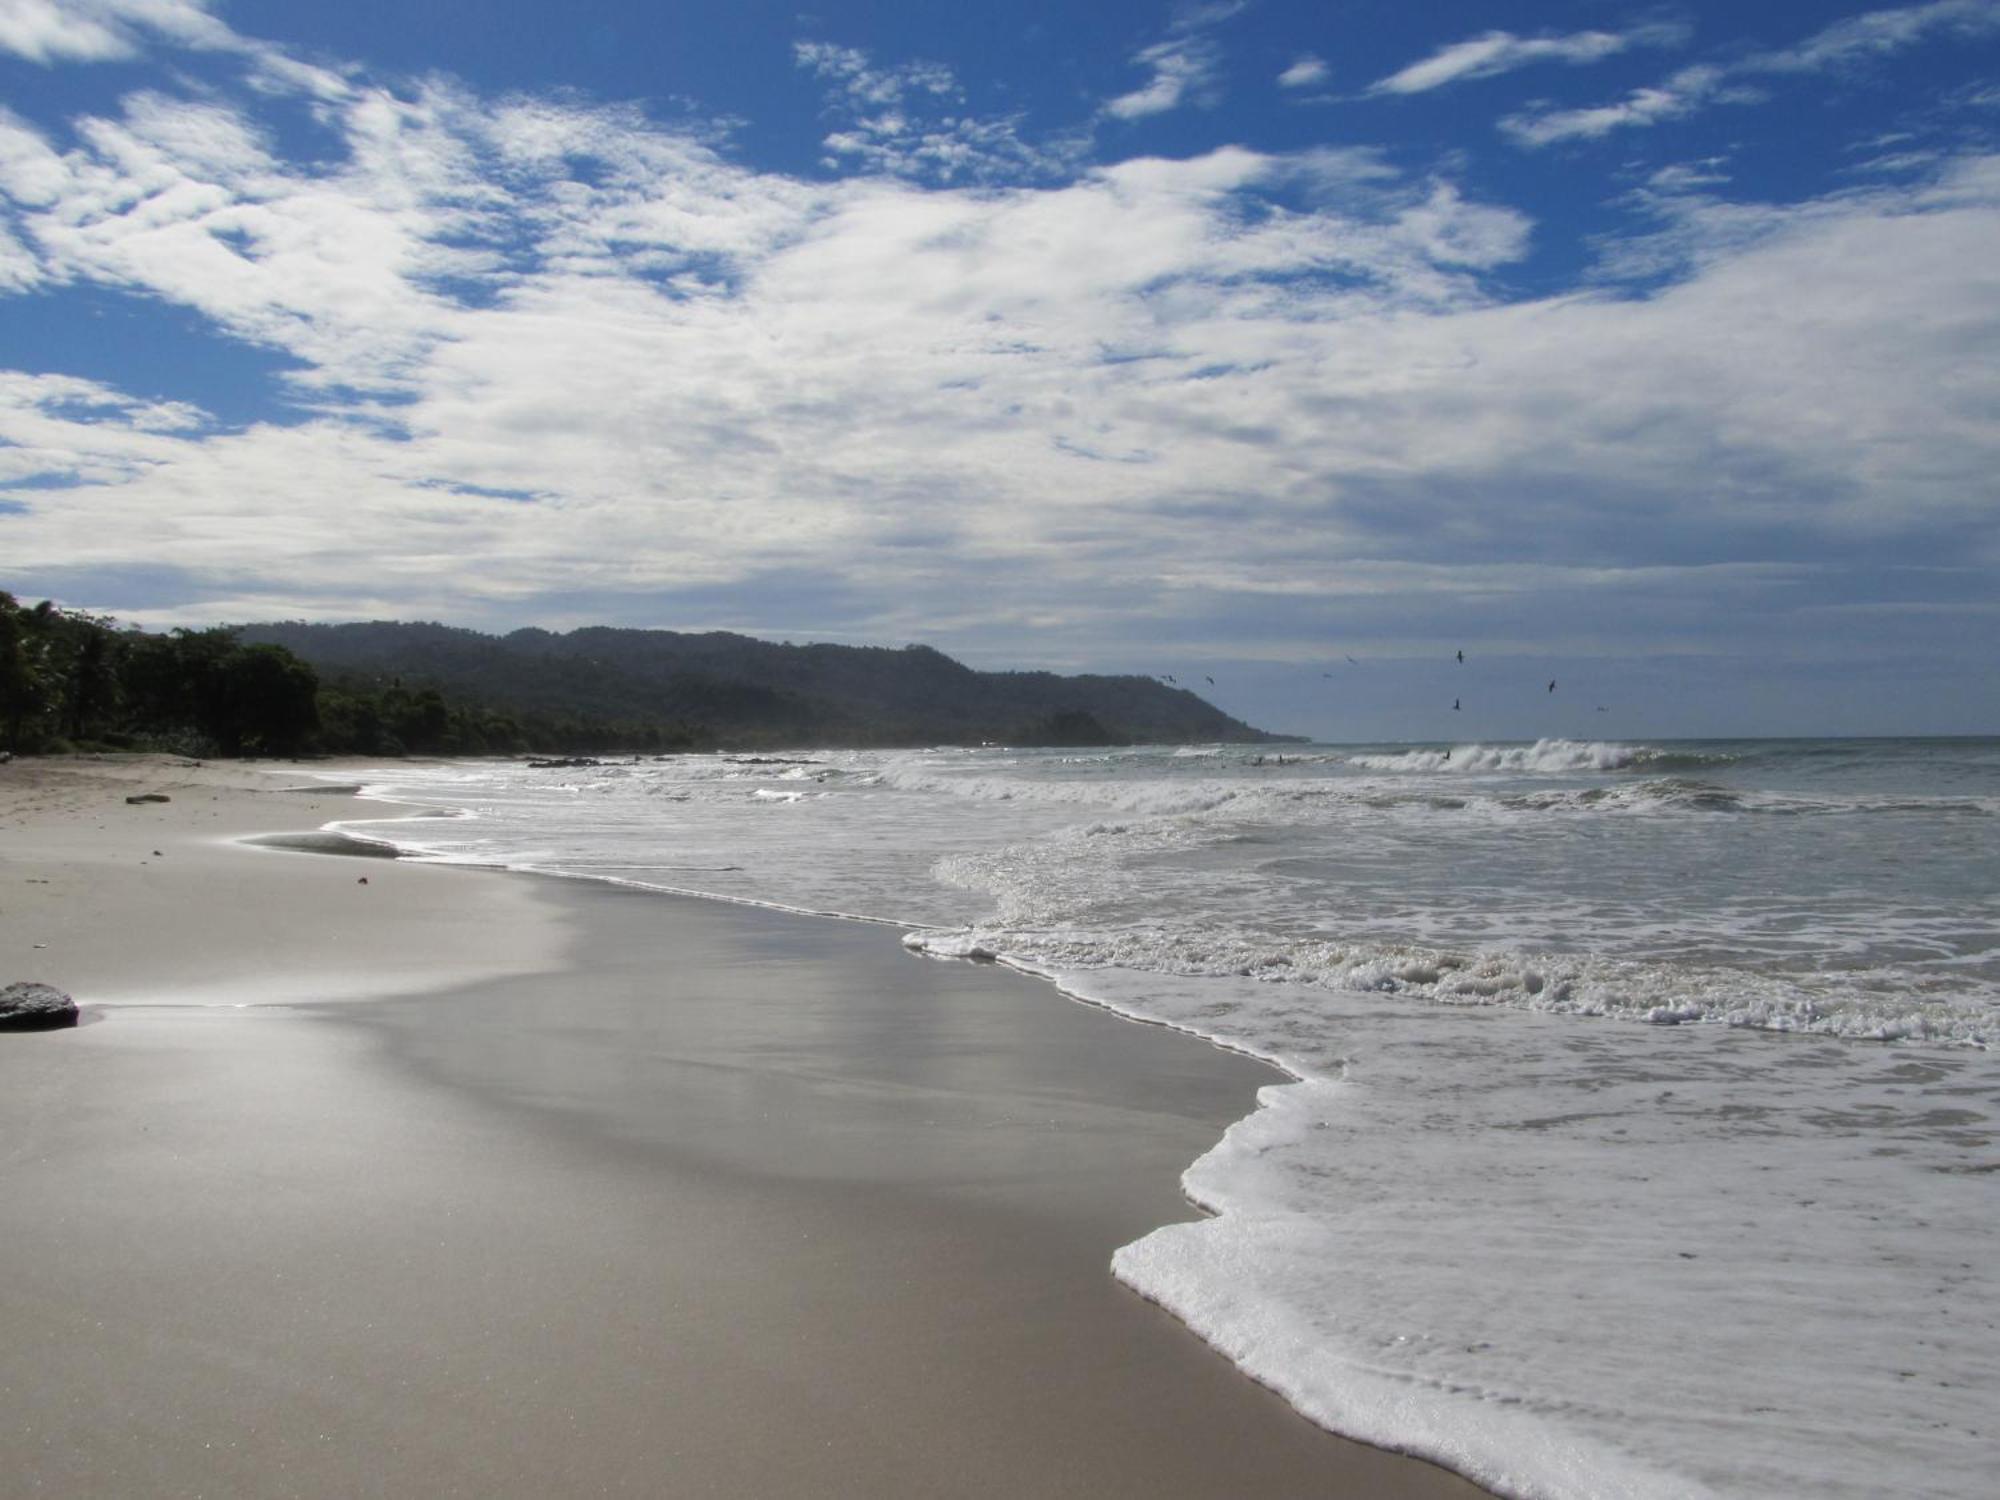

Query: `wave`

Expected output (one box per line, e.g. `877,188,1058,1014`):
904,924,1996,1049
1735,793,1999,818
865,755,1990,832
1342,740,1749,776
1633,748,1744,771
875,760,1259,818
1345,739,1644,774
1501,778,1745,814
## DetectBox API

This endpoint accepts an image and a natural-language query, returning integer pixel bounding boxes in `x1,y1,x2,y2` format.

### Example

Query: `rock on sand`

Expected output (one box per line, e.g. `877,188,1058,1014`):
0,982,79,1031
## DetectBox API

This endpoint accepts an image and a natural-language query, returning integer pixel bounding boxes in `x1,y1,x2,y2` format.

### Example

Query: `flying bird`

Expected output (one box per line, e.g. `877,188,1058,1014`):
1453,699,1461,711
1345,655,1358,665
1456,650,1463,664
1205,675,1215,685
1548,680,1557,693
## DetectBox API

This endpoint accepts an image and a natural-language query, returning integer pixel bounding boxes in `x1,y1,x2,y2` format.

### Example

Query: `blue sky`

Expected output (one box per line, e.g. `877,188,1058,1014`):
1,0,1996,739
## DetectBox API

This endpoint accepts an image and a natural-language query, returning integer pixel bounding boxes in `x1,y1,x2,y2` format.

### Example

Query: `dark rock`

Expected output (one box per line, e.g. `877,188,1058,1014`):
0,982,78,1032
125,793,171,804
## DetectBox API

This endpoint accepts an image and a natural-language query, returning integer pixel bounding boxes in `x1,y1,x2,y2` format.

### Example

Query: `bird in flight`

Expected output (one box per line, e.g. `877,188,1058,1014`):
1456,650,1463,664
1205,675,1215,685
1548,680,1557,693
1453,699,1461,711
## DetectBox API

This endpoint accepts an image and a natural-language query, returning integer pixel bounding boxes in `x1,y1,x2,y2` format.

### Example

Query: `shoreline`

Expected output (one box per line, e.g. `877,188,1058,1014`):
1,755,1490,1497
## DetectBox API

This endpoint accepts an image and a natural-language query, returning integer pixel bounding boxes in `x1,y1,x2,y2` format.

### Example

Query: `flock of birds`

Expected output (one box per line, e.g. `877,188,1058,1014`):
1158,650,1609,714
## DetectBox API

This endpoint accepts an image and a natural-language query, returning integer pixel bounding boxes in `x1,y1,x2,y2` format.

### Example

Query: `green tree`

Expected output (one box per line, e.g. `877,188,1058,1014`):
213,643,320,755
0,594,51,751
64,625,124,741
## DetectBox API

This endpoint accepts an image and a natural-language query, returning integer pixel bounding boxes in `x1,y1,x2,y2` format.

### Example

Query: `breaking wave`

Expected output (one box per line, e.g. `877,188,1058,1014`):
903,922,1994,1048
1342,738,1738,776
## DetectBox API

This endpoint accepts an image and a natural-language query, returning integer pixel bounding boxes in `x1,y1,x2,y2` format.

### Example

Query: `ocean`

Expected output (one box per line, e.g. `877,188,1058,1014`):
320,737,1999,1500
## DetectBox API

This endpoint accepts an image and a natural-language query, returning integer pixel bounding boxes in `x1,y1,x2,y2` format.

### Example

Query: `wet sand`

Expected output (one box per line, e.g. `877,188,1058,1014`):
0,757,1489,1497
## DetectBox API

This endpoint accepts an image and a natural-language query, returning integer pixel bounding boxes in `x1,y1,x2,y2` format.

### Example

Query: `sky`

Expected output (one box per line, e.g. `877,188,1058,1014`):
1,0,1996,740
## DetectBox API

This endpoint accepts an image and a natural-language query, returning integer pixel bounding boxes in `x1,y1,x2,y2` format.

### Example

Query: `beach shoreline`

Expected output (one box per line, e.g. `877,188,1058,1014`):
0,755,1490,1498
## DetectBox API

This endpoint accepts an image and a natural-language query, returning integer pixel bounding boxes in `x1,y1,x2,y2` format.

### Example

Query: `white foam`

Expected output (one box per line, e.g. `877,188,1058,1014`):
904,922,1996,1047
1346,739,1647,774
1064,964,1998,1500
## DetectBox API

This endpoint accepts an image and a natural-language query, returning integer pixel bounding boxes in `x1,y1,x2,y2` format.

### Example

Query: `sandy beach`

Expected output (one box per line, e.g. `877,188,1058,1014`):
0,756,1488,1498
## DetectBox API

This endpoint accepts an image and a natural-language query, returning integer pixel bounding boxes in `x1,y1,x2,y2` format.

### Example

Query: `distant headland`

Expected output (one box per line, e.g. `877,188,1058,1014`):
235,619,1296,752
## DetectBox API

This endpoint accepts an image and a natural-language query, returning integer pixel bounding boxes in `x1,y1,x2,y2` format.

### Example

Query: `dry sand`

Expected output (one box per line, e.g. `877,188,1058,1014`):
0,756,1490,1498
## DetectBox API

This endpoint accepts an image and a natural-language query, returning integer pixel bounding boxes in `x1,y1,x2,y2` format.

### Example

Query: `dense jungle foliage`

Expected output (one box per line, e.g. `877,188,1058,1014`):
0,593,702,757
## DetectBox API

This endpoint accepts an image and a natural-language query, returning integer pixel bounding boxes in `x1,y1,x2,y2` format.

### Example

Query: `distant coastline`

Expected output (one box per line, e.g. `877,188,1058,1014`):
0,590,1295,760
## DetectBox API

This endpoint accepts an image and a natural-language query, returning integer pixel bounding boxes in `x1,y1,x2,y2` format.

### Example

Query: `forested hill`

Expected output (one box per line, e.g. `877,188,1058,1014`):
235,620,1291,748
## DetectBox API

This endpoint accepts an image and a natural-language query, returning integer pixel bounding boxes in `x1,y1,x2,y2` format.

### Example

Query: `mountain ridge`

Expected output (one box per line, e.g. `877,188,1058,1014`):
234,619,1296,747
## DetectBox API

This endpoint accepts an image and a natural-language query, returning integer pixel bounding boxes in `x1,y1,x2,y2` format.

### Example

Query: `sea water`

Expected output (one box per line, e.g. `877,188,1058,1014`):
319,739,1999,1499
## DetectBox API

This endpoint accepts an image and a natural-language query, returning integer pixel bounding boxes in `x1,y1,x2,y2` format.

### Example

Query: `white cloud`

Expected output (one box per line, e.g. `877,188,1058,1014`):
1504,1,2000,147
0,220,38,290
0,371,210,491
792,39,1077,181
1646,159,1733,193
10,85,1999,646
1104,2,1245,121
0,0,234,64
0,87,497,394
0,0,354,110
1369,24,1683,96
1277,55,1329,90
0,0,135,63
1501,66,1728,147
794,40,957,109
0,84,1561,622
1758,0,2000,72
2,16,1998,676
1106,35,1221,120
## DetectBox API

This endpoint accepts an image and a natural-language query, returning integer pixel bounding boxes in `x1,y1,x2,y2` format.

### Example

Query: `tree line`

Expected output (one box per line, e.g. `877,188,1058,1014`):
0,593,706,758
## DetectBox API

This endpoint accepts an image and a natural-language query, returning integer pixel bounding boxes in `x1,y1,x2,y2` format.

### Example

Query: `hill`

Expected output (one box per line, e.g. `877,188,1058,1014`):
233,620,1292,748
